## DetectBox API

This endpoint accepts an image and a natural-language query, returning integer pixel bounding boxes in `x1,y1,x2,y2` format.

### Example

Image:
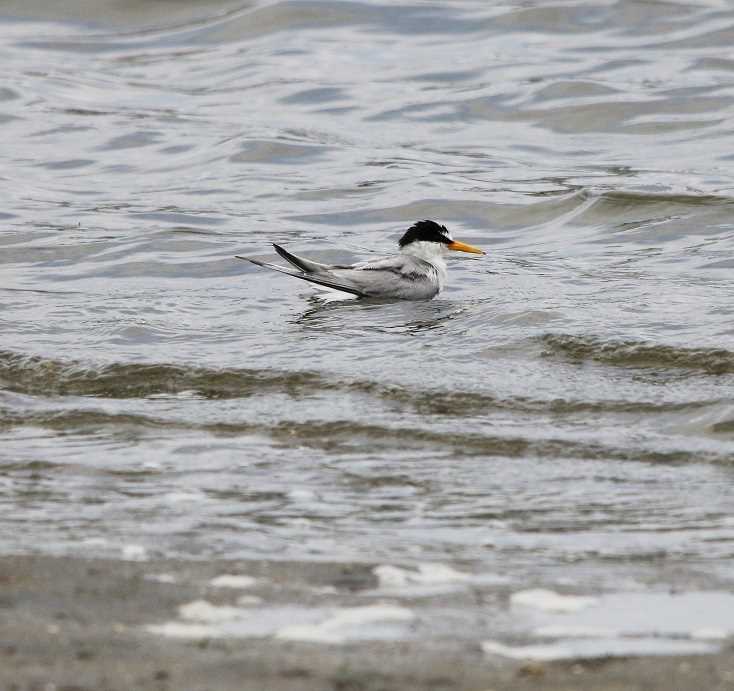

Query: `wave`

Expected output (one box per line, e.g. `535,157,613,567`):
0,406,730,466
2,348,731,464
0,349,718,416
541,334,734,375
0,350,325,400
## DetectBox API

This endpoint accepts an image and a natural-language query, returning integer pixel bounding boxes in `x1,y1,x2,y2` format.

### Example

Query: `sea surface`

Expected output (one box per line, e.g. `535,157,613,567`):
2,0,734,659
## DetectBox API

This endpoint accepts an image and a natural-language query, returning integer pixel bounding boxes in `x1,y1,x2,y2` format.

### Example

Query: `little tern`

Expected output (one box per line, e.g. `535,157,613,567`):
235,219,484,300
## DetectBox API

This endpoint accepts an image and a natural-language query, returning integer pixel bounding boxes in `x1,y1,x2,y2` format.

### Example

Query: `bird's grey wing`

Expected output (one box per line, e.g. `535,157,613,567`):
272,244,337,273
331,255,439,299
235,255,368,297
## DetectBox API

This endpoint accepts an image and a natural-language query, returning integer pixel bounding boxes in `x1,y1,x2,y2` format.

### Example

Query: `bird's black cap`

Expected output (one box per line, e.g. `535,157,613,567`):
398,220,451,247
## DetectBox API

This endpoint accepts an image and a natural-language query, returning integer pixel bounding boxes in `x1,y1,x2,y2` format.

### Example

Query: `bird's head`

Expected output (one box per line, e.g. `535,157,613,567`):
398,220,484,260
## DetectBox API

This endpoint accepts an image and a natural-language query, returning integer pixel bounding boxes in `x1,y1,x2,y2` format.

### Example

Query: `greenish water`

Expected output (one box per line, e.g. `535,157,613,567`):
1,0,733,659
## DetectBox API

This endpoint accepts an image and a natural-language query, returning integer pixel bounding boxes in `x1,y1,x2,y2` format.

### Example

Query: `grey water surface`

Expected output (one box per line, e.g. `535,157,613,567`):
1,0,734,657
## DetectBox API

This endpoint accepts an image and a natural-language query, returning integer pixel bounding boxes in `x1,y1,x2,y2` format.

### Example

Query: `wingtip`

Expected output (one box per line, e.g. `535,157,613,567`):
235,255,264,267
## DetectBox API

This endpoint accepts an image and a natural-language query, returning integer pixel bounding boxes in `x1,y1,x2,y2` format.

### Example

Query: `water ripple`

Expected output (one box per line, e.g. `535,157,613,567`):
2,0,734,618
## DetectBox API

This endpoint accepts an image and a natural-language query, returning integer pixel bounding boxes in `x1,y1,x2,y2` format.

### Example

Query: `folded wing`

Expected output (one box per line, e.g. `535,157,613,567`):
235,254,367,297
235,248,439,300
272,244,335,273
330,255,440,299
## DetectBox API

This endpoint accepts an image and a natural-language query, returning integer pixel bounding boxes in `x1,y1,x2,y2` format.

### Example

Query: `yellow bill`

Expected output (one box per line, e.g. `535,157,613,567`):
447,240,485,255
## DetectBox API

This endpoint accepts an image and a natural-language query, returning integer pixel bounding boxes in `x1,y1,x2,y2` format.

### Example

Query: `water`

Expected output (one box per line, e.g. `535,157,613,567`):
2,0,734,659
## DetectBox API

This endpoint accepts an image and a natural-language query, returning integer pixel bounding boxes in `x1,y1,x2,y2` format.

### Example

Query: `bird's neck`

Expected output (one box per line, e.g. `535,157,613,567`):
400,241,446,267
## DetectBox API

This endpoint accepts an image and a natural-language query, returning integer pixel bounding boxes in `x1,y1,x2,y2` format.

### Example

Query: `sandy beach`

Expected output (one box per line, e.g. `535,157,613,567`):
2,555,733,691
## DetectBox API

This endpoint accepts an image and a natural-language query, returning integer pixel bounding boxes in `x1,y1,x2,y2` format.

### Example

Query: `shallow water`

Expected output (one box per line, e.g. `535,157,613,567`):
1,0,734,658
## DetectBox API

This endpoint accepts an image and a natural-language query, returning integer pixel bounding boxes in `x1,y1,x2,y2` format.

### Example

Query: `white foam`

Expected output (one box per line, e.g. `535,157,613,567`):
373,565,412,588
147,390,200,400
527,591,734,638
148,603,413,642
373,563,476,595
145,573,177,584
209,574,257,589
275,604,414,644
511,589,598,613
415,563,472,584
500,589,734,659
236,595,263,606
80,537,109,548
161,491,200,504
152,604,319,639
482,640,572,661
121,544,148,561
376,563,470,587
533,625,618,638
179,600,244,623
482,637,717,661
287,488,317,501
691,628,729,640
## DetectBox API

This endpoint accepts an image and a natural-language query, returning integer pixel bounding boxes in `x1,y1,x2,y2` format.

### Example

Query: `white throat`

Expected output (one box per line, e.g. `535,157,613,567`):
400,240,447,266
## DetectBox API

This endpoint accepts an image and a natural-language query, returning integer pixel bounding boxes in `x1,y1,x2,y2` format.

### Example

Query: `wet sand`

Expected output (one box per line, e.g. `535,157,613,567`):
2,555,733,691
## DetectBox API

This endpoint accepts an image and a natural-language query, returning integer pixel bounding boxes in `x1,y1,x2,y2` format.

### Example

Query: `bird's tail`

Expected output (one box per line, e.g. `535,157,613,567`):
234,255,300,276
234,255,366,297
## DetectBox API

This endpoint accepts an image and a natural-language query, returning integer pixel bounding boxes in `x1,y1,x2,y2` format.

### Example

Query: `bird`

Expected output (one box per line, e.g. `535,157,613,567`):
235,220,484,300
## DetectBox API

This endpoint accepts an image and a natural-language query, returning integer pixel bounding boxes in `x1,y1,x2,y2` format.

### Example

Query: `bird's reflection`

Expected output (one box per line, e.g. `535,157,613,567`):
293,293,466,335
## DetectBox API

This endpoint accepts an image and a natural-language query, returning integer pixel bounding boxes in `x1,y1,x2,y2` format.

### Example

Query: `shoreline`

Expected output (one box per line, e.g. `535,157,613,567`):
2,554,733,691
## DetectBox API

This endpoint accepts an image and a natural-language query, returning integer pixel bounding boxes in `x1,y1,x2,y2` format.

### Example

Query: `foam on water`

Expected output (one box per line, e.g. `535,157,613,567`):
121,545,148,561
145,573,177,584
510,589,598,613
482,638,717,661
149,600,415,644
483,589,734,660
209,574,257,589
275,604,415,644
